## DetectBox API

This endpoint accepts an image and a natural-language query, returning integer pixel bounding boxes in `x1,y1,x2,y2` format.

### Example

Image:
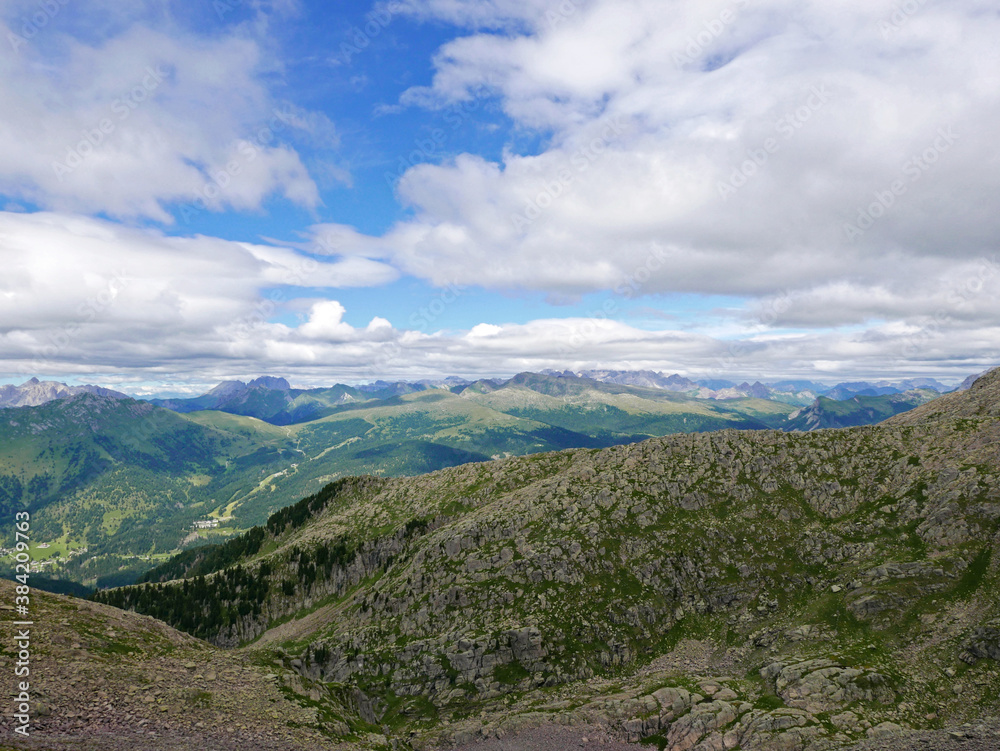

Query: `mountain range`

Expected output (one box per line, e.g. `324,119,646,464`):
552,369,956,401
0,377,127,408
1,370,961,417
143,370,955,425
0,371,970,591
60,365,1000,750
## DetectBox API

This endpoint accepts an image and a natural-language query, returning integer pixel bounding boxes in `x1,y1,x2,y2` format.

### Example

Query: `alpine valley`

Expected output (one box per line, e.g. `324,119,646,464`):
1,369,998,751
0,372,949,589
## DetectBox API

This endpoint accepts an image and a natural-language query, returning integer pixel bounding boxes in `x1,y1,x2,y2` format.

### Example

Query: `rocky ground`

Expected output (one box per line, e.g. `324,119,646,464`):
445,723,633,750
838,722,1000,751
440,721,1000,751
0,580,358,751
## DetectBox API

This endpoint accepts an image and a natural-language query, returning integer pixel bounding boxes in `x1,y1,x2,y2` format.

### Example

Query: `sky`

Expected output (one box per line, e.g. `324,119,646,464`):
0,0,998,395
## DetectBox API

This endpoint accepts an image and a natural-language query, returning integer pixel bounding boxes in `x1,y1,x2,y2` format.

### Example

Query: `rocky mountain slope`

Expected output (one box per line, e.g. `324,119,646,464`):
88,368,1000,750
785,390,940,431
0,578,374,750
0,377,127,409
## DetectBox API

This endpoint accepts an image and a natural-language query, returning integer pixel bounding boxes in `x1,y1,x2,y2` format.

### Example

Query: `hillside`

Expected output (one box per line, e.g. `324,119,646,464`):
0,578,374,750
0,394,301,586
785,390,940,431
93,368,1000,750
0,371,958,590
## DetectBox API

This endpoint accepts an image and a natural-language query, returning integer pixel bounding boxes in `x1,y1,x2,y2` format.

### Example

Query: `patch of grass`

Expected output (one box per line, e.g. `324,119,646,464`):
756,693,784,710
184,690,213,708
495,661,530,686
953,548,992,599
380,691,439,731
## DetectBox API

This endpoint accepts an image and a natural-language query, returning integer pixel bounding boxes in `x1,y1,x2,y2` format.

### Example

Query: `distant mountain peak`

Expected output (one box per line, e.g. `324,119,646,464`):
249,376,291,391
0,378,128,409
207,380,246,396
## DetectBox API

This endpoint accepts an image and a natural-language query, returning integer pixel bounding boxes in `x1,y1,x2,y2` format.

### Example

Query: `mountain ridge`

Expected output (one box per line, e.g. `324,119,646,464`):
0,377,128,408
92,367,1000,750
1,368,989,591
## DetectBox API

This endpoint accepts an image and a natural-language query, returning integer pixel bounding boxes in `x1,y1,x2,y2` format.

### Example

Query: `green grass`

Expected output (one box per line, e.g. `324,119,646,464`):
954,548,992,599
494,662,531,686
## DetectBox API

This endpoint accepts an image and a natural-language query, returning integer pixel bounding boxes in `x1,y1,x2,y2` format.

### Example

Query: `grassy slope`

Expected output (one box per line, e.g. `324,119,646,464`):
97,371,1000,748
0,378,926,590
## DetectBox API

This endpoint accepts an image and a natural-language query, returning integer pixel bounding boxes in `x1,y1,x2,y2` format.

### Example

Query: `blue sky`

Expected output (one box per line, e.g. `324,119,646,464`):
0,0,998,393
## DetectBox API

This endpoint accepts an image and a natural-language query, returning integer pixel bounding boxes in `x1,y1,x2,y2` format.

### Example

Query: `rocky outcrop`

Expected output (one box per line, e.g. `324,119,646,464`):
963,625,1000,664
761,660,895,713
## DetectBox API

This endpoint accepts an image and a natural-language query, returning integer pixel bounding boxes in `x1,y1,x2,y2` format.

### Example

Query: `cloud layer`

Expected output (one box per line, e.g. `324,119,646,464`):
0,212,398,378
1,210,995,388
1,1,998,387
0,8,320,220
361,0,1000,321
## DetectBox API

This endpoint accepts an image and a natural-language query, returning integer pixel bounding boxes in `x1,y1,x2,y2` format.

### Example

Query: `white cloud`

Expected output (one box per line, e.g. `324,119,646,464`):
299,300,353,340
346,0,1000,331
0,16,320,220
2,211,993,386
0,211,398,376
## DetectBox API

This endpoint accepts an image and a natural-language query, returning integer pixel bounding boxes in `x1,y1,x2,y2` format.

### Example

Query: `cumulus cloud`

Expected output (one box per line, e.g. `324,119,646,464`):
345,0,1000,330
0,11,320,220
2,211,993,386
0,211,398,377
